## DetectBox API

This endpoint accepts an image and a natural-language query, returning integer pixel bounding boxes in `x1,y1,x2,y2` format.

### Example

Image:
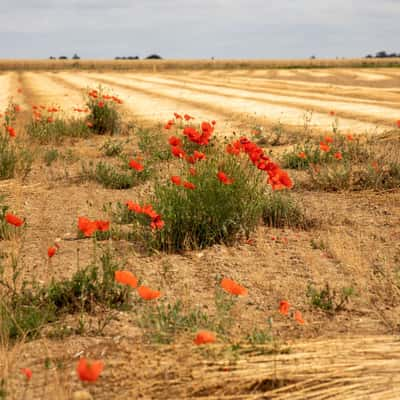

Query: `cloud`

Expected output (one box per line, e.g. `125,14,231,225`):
0,0,399,58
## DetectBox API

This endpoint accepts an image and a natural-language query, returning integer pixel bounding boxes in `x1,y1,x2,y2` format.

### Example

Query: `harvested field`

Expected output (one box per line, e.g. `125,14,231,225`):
0,66,400,399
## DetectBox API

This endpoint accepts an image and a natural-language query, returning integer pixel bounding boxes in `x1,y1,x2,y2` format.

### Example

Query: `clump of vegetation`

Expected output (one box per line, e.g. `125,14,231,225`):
306,283,355,314
101,138,125,157
0,101,33,180
43,148,59,166
0,249,130,341
136,127,173,161
115,121,294,251
82,159,152,190
262,191,309,228
86,87,122,135
26,109,90,144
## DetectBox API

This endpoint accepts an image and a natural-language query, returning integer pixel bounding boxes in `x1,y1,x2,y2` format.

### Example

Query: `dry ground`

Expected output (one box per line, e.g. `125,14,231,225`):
1,67,400,399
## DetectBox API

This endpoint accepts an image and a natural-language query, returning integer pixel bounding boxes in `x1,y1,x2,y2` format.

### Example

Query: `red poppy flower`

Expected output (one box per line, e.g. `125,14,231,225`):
137,286,161,300
294,310,305,324
371,161,379,172
21,368,32,381
95,220,110,232
186,155,196,164
189,167,196,176
211,120,216,126
78,217,98,237
184,114,193,121
193,150,206,161
98,101,105,108
319,142,330,152
183,181,195,190
217,171,234,185
329,111,335,116
171,146,186,158
298,152,306,159
324,136,334,144
174,112,182,119
14,104,21,112
279,300,290,316
48,246,57,258
5,213,24,227
6,126,16,137
220,278,247,296
194,331,216,345
171,176,182,186
226,143,241,155
150,215,165,230
129,159,144,172
141,204,158,219
77,358,104,382
346,134,354,141
334,152,342,160
396,120,400,129
168,136,181,146
115,270,138,288
126,201,142,213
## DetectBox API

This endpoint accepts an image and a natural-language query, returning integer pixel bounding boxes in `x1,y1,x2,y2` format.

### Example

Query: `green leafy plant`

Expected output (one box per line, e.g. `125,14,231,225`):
0,249,131,341
262,191,308,228
82,160,152,189
26,115,90,144
306,283,355,314
85,87,121,135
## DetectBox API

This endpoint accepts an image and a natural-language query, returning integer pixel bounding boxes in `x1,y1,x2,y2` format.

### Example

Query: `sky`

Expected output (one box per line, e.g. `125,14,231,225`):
0,0,399,59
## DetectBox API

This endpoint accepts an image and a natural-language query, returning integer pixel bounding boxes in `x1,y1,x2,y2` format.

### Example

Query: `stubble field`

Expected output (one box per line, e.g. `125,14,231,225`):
1,64,400,399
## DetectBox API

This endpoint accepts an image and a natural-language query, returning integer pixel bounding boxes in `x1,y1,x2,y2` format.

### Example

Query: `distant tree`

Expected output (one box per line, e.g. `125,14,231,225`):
310,55,316,60
49,56,56,60
146,54,162,60
115,56,121,60
72,53,80,60
375,51,388,58
365,54,373,59
59,56,68,60
127,56,139,60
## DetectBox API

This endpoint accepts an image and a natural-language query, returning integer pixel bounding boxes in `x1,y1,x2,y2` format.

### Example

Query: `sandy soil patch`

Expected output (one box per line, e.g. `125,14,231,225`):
112,73,389,133
0,72,14,111
161,72,400,108
22,72,86,116
51,72,240,136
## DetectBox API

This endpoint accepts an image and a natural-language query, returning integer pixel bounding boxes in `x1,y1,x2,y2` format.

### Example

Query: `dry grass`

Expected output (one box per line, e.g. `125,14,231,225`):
3,334,399,399
0,58,400,71
130,335,400,400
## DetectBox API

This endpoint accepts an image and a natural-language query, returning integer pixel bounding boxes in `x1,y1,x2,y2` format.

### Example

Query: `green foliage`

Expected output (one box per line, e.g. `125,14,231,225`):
43,148,59,166
137,128,174,162
307,161,353,191
0,249,131,341
101,138,125,157
262,191,308,228
82,160,151,189
150,152,266,251
0,198,11,240
137,300,211,344
0,101,33,180
86,87,121,135
306,283,355,314
26,116,90,144
281,142,322,170
0,134,17,179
